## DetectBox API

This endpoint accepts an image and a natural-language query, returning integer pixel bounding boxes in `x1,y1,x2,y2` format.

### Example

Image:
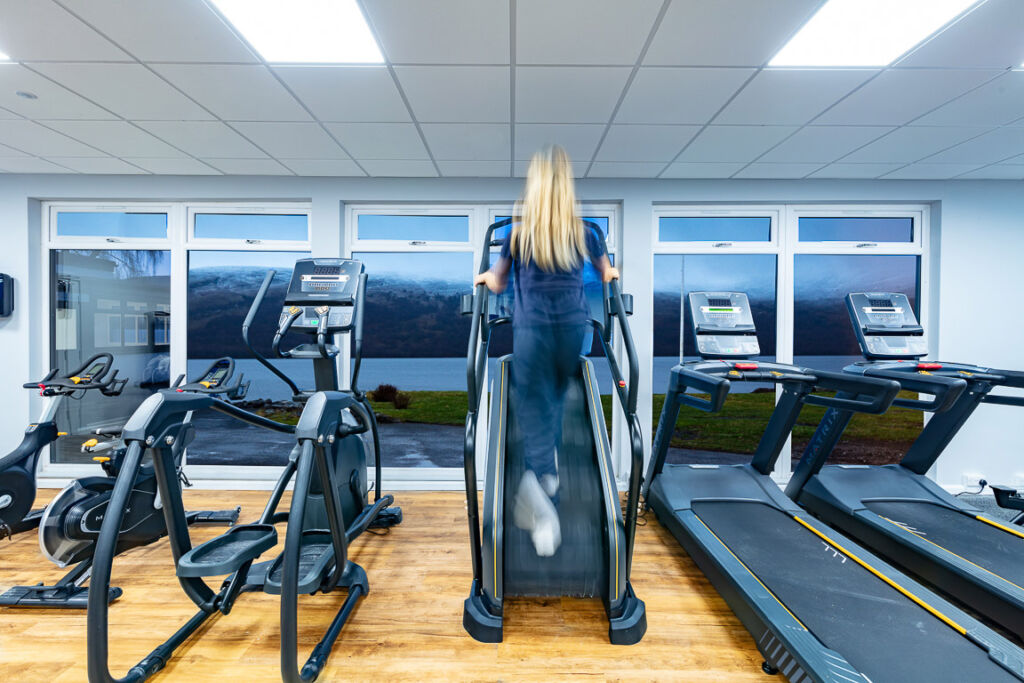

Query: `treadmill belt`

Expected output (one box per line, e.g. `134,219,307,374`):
866,500,1024,588
503,372,607,598
693,500,1018,683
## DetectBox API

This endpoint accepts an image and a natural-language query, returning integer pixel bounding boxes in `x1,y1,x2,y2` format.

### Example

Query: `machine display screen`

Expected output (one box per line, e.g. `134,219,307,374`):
82,362,105,379
313,266,341,275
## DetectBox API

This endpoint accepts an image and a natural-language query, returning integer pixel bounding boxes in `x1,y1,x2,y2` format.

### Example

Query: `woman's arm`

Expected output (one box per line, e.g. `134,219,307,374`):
593,254,620,283
473,255,511,293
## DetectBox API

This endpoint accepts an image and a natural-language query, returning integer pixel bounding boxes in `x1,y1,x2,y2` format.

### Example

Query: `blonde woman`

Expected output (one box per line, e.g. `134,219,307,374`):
474,145,619,556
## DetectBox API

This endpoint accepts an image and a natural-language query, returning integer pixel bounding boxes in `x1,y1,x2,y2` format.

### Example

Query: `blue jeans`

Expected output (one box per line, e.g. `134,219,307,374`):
512,323,586,481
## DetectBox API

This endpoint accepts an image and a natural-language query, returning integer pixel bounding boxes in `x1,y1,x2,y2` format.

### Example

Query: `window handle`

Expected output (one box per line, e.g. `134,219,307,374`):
245,239,262,245
713,242,732,248
409,240,427,246
105,237,121,243
856,242,877,248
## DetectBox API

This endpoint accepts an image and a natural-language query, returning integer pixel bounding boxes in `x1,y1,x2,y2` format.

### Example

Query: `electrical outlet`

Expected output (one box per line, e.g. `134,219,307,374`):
962,472,985,489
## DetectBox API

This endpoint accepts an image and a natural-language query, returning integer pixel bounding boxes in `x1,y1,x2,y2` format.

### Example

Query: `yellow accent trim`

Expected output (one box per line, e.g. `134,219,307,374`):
199,380,213,388
92,456,110,463
83,438,98,448
69,376,82,384
976,515,1024,540
57,432,68,437
493,362,506,598
289,306,301,315
693,515,806,630
586,362,620,598
793,516,967,635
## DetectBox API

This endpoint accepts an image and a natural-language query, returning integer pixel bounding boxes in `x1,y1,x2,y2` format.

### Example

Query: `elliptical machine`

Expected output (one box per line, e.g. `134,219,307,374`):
87,258,401,683
0,358,244,609
0,353,127,539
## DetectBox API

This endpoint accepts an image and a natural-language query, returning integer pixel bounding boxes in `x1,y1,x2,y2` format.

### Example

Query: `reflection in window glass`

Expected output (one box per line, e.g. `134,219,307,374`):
799,217,913,242
185,250,310,467
194,213,308,241
56,212,167,239
792,254,922,469
653,254,778,465
352,251,472,468
358,214,469,242
659,216,770,242
51,250,170,464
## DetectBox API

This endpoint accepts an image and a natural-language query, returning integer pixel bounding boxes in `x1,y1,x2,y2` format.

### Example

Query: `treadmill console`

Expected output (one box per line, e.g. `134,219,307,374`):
281,258,362,333
846,292,928,360
688,292,760,359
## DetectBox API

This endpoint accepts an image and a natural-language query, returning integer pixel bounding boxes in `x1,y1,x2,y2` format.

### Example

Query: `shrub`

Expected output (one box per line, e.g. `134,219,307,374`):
370,383,398,403
392,391,412,409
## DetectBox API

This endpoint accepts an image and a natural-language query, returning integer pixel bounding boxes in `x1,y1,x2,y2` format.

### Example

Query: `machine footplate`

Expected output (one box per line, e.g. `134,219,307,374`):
177,523,277,578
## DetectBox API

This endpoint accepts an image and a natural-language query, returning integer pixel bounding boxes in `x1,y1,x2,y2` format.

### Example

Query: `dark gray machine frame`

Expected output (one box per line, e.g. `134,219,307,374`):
462,218,646,644
86,258,400,683
646,291,1024,682
788,292,1024,641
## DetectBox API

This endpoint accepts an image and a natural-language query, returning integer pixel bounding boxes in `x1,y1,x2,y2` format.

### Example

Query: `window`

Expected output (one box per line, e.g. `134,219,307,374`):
193,213,308,241
799,216,914,243
357,214,469,242
659,216,771,242
55,211,167,239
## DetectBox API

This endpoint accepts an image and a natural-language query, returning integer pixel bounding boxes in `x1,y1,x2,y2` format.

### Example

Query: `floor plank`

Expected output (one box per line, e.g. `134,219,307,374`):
0,490,763,681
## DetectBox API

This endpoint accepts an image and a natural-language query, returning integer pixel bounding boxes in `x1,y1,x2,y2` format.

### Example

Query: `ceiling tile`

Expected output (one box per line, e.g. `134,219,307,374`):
31,63,214,120
0,107,20,119
808,163,904,178
0,157,74,173
660,162,746,178
230,122,348,159
514,124,605,161
516,67,631,123
915,71,1024,126
759,126,894,163
881,163,984,180
733,163,821,179
587,161,666,177
595,125,700,162
129,157,220,175
359,159,438,177
677,126,797,162
203,158,293,175
0,142,29,157
924,127,1024,164
0,0,129,61
152,65,310,122
956,164,1024,180
362,0,509,64
645,0,820,66
396,66,509,123
136,122,267,158
843,126,990,163
816,69,1002,126
323,123,429,159
437,160,510,177
716,69,876,125
274,66,410,122
281,159,365,176
0,120,105,156
43,120,186,157
47,156,147,174
615,68,753,124
420,123,509,160
898,0,1024,69
0,64,115,119
516,0,662,65
59,0,257,62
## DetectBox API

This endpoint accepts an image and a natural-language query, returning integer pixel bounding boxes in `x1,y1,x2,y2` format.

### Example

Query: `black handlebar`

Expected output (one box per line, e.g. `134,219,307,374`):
671,368,732,413
243,270,301,398
26,352,129,396
803,369,901,415
860,367,967,413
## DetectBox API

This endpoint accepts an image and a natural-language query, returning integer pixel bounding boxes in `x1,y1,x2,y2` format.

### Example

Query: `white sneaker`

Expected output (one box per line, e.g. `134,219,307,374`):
512,470,562,557
540,473,559,498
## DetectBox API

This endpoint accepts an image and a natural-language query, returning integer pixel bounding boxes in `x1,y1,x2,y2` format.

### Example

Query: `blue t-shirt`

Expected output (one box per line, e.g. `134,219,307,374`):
498,225,607,326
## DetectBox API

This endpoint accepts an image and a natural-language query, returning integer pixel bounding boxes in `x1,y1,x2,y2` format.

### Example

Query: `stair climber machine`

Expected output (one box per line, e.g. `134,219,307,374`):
645,292,1024,682
86,258,401,683
787,292,1024,642
462,218,646,645
0,356,243,609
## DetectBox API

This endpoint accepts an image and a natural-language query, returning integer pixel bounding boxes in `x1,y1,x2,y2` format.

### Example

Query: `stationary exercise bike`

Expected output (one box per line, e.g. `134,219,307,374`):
87,258,401,683
0,358,245,608
0,353,127,539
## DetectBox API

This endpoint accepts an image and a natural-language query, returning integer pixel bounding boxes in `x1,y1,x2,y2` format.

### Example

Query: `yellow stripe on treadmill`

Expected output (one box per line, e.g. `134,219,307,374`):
875,514,1024,592
586,363,620,598
493,363,506,597
793,516,967,636
693,515,807,630
976,515,1024,540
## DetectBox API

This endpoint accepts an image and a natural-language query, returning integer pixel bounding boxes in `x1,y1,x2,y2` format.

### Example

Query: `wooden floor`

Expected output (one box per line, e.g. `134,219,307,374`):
0,490,765,682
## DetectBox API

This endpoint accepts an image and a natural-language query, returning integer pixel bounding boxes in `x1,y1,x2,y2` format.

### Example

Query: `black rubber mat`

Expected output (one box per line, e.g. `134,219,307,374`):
503,373,607,598
866,500,1024,587
693,500,1018,683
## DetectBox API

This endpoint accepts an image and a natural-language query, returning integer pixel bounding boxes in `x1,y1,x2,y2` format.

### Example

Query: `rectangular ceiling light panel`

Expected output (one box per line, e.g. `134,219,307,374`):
210,0,383,63
771,0,979,67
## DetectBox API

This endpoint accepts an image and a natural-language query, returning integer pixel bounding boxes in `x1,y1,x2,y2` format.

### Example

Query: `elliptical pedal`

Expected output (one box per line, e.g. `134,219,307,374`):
177,524,278,578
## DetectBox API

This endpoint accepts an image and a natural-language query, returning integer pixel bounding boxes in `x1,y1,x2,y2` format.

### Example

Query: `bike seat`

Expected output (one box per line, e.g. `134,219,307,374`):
177,524,278,578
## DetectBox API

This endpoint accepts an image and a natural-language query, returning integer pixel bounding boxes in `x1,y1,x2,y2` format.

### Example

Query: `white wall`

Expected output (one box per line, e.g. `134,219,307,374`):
0,173,1021,489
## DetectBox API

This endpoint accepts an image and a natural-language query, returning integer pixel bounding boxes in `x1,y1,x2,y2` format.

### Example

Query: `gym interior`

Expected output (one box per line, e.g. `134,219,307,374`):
2,1,1024,681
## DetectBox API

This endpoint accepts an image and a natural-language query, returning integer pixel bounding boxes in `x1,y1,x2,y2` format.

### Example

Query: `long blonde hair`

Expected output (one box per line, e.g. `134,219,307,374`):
510,145,586,272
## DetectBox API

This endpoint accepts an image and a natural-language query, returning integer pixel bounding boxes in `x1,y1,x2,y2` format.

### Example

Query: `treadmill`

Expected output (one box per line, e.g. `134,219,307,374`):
787,292,1024,641
645,291,1024,682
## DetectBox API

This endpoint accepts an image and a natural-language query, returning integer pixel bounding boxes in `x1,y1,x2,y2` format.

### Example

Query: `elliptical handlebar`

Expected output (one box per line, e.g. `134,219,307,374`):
243,270,301,398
